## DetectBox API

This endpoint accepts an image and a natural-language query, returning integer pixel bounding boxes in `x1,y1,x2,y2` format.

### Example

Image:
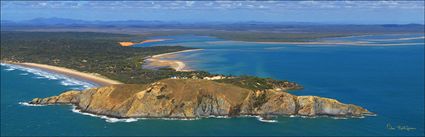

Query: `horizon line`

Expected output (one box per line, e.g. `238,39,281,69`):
1,17,424,26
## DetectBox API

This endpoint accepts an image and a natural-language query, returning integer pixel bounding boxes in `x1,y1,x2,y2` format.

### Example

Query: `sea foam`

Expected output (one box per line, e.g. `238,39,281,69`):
240,115,279,123
257,117,278,123
1,63,97,90
18,102,47,107
71,106,141,123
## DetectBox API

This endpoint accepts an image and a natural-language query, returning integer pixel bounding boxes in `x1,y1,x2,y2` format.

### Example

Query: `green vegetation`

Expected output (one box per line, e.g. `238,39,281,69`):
1,31,301,90
215,76,302,91
188,31,355,42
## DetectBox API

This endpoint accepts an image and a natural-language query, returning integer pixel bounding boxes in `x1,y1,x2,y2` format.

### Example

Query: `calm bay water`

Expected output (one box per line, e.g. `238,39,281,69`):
1,34,424,136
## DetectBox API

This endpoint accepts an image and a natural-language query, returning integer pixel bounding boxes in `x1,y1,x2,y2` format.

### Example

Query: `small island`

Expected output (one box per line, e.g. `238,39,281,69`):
1,31,373,120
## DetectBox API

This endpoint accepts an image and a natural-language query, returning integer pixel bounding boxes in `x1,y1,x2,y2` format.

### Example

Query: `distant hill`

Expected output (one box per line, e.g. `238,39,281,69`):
24,17,91,25
2,17,90,26
1,18,423,37
1,17,179,26
3,17,423,27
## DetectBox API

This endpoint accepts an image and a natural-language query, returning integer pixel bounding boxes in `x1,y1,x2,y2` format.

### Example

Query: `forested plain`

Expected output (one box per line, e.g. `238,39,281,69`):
1,31,300,90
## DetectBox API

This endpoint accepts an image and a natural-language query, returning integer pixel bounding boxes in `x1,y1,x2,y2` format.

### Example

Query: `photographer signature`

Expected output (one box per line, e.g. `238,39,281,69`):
386,123,416,131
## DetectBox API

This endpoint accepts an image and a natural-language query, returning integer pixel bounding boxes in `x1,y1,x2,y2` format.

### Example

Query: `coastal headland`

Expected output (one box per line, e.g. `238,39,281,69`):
29,79,374,119
2,60,375,120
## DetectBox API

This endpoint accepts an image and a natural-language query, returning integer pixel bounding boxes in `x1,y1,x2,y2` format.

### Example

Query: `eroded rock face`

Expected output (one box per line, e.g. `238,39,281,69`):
29,79,373,118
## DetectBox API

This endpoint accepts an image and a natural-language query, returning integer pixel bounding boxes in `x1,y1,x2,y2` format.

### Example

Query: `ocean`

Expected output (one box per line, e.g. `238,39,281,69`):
1,34,424,136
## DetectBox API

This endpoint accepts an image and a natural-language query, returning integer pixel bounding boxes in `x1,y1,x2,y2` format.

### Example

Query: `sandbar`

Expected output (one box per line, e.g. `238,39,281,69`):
145,49,202,71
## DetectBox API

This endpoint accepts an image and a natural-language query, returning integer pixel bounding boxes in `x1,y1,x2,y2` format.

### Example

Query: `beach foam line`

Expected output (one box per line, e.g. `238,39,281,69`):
16,63,122,86
1,63,97,90
19,73,29,75
4,68,16,71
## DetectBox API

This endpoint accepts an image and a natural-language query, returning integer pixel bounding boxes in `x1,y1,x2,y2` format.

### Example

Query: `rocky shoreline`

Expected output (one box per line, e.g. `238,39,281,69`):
28,79,374,120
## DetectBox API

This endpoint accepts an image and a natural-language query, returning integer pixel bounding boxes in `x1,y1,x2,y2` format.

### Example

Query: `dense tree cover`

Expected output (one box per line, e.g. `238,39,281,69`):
1,31,301,90
1,31,196,83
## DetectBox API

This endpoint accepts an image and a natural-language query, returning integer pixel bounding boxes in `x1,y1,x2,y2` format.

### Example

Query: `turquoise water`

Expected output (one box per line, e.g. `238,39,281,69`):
1,34,424,136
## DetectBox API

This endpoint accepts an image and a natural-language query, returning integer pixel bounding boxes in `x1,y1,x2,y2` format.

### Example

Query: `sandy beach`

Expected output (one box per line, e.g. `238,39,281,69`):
139,39,171,44
145,49,202,71
9,62,122,86
119,39,171,47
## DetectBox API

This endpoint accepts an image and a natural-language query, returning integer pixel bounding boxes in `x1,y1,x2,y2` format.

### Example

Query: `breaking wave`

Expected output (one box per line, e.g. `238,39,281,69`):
1,63,97,90
256,117,278,123
240,115,279,123
71,106,141,123
18,102,46,107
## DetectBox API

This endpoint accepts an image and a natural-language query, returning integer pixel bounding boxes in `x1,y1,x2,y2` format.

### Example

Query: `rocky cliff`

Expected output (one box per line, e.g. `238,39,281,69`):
29,79,373,119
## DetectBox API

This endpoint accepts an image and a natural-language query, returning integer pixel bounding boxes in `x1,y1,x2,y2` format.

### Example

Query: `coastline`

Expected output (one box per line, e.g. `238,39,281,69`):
255,41,424,46
3,62,122,86
145,49,202,71
253,34,425,46
119,39,171,47
139,39,171,44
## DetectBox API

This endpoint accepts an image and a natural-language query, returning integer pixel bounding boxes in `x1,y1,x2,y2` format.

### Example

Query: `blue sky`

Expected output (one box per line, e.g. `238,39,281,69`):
1,1,424,24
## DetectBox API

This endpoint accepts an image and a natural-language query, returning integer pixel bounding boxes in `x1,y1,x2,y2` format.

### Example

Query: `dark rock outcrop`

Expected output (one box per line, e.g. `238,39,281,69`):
29,79,373,119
